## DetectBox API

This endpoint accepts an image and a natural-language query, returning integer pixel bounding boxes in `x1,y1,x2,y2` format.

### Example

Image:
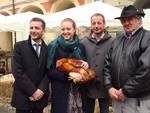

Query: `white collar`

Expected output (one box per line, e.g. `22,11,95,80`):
124,25,143,38
92,32,105,42
31,39,42,46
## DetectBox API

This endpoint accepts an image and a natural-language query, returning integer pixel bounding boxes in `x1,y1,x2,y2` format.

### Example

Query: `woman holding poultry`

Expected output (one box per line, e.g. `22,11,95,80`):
47,18,90,113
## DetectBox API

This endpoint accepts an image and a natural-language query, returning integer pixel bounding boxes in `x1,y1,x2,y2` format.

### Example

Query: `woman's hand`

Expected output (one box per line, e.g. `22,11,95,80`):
80,60,89,69
68,72,83,83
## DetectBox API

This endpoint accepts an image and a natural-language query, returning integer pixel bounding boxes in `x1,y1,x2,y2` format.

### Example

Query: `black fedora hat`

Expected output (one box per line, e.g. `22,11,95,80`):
115,5,145,19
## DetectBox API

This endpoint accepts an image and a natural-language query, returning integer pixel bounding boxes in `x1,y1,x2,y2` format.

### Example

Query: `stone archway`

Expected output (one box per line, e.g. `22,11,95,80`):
55,2,75,12
19,5,44,14
50,0,80,13
0,11,10,16
53,1,75,12
44,0,80,44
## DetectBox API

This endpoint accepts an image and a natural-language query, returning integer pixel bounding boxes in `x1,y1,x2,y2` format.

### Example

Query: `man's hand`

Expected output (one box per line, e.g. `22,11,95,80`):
108,88,127,101
118,89,127,101
29,96,34,101
108,87,119,100
29,89,44,101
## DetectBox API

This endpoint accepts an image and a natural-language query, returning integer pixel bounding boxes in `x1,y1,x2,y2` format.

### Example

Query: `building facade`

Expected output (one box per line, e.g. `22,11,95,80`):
0,0,136,16
0,0,136,51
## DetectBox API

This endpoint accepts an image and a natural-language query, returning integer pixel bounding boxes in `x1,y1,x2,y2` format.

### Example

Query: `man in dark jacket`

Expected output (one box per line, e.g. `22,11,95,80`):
103,5,150,113
11,17,49,113
81,13,113,113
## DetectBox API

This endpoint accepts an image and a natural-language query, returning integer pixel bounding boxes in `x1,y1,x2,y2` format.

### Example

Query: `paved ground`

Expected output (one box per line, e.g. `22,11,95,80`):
0,106,15,113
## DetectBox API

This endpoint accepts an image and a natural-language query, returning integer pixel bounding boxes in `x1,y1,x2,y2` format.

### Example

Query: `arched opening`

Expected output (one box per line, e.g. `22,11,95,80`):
20,5,44,14
0,12,10,16
55,1,75,12
45,0,76,44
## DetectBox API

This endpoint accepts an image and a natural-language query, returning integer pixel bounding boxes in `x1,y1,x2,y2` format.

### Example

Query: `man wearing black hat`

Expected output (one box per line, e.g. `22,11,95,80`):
103,5,150,113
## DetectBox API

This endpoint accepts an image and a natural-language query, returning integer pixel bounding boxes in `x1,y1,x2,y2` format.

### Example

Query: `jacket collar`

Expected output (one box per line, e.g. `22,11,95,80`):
91,32,105,42
124,26,143,38
87,31,112,43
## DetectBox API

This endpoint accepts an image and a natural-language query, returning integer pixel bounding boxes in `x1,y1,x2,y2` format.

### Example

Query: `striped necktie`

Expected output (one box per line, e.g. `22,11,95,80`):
34,43,40,57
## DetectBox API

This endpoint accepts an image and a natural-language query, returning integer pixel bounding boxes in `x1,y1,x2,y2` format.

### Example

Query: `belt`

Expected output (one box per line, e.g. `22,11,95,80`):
137,95,150,106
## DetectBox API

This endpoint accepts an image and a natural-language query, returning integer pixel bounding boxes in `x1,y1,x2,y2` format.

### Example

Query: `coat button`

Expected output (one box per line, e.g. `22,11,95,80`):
95,64,98,67
96,53,99,55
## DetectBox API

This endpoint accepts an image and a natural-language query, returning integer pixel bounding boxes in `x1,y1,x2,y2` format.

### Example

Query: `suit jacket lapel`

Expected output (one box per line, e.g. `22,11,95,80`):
28,36,40,59
28,37,47,67
38,41,47,68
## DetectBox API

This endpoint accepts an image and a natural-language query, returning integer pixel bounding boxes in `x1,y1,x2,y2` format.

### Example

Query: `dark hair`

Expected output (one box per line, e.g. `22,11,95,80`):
91,13,105,23
61,18,76,29
30,17,46,29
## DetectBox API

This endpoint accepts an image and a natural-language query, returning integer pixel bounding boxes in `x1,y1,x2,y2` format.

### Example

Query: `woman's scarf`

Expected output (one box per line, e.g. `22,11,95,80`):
47,35,84,69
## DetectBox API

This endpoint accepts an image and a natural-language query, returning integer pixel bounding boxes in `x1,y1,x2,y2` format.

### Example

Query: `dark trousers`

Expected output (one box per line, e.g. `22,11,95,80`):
82,96,109,113
16,108,43,113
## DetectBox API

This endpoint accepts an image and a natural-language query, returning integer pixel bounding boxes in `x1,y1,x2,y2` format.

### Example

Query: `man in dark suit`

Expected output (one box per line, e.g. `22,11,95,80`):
11,17,49,113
